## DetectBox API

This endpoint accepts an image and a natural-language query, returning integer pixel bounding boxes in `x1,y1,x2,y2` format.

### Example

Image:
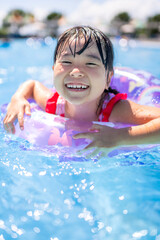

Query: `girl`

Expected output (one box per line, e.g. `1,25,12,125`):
3,26,160,152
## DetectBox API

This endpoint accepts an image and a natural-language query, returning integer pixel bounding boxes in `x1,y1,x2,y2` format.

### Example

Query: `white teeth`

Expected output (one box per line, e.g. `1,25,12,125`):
66,84,88,89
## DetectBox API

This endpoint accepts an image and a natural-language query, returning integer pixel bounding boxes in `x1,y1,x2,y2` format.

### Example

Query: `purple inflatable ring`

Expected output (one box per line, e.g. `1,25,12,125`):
1,67,160,154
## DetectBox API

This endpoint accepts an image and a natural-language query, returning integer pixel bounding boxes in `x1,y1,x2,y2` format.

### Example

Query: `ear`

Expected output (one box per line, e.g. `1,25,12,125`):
52,66,54,71
109,71,113,79
105,71,113,89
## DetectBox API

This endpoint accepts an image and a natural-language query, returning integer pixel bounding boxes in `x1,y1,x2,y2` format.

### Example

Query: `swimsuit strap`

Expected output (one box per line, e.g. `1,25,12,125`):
45,90,127,122
45,91,59,114
100,93,127,122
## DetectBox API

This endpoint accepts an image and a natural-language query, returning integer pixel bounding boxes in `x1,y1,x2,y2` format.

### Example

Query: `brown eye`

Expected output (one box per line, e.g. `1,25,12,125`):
86,62,97,67
61,61,72,65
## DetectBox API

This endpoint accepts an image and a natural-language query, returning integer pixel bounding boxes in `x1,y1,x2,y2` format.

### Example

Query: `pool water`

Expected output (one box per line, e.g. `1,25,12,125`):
0,38,160,240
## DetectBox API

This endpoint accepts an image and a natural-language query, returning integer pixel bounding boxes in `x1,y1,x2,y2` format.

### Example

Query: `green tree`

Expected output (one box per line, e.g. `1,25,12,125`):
8,9,26,17
148,14,160,22
46,12,62,21
3,9,34,27
147,14,160,37
112,12,131,23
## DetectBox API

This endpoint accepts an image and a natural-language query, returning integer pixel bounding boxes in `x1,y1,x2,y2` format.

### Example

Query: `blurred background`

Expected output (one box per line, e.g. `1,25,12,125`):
0,0,160,39
0,0,160,103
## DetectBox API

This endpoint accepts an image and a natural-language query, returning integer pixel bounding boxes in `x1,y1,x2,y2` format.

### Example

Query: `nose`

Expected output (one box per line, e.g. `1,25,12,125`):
70,68,84,78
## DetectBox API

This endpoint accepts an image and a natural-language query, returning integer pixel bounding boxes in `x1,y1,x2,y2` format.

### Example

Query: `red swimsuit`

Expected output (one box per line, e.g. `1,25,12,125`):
45,90,127,122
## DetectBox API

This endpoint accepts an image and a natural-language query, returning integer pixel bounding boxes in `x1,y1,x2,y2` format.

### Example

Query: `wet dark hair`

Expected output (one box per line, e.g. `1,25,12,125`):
54,26,114,71
54,26,119,114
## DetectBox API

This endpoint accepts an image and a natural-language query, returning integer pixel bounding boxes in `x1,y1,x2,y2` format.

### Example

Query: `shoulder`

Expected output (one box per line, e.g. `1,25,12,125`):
109,99,142,124
109,99,160,124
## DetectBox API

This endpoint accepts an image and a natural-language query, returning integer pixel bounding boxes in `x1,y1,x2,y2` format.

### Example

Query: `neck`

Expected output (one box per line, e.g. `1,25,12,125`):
65,100,99,122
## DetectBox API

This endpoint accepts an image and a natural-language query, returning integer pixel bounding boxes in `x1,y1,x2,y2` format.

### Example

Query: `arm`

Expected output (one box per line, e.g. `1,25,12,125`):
73,100,160,150
110,99,160,145
3,80,52,133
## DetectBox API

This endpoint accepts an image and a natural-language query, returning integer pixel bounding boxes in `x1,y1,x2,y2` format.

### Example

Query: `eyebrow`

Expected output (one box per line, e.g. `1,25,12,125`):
61,53,72,58
85,54,101,61
61,53,101,61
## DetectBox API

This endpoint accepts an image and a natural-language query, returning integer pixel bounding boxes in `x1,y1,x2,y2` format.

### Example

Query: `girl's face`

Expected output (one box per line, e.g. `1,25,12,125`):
53,38,111,106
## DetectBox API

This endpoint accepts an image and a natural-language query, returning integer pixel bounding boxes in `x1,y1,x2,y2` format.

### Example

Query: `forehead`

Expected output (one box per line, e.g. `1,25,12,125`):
59,36,102,57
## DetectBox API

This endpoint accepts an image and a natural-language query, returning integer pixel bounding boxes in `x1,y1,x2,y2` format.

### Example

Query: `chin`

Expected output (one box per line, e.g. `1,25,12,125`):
65,96,87,105
67,99,85,105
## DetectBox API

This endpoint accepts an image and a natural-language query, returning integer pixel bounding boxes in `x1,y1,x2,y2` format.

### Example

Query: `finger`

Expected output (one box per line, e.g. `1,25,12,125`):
73,132,95,140
84,141,96,149
99,151,109,158
85,148,100,159
3,114,16,133
84,147,111,159
3,114,8,123
89,124,103,131
4,122,15,134
79,147,102,160
84,142,111,158
25,105,31,115
3,113,16,124
3,120,10,132
17,111,24,130
7,122,15,134
76,146,95,156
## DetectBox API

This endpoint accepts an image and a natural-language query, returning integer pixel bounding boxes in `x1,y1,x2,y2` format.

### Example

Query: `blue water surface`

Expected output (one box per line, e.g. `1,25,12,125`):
0,38,160,240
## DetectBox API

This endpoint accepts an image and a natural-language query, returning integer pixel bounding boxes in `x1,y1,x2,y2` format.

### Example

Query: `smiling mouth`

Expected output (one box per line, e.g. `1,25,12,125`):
65,84,89,90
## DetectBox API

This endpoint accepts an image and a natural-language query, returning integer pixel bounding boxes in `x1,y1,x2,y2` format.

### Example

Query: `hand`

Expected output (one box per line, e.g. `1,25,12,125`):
73,124,126,158
3,97,31,134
